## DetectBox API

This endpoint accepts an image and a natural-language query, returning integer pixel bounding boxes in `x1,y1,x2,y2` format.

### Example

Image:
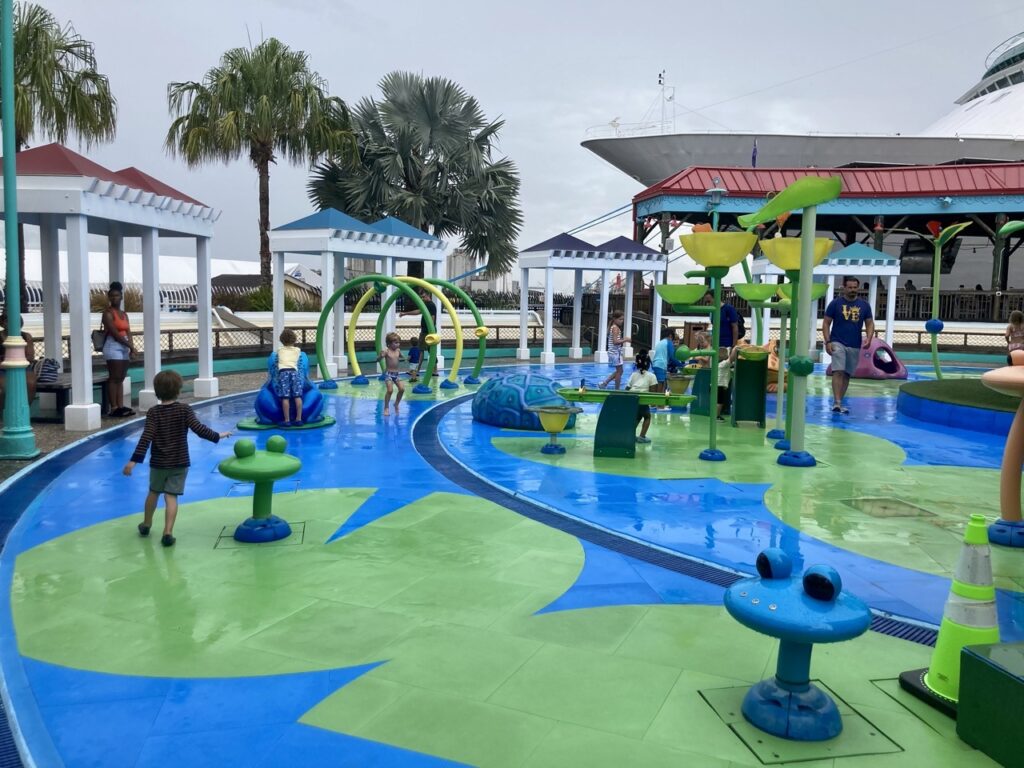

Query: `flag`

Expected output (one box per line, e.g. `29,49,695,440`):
751,138,758,168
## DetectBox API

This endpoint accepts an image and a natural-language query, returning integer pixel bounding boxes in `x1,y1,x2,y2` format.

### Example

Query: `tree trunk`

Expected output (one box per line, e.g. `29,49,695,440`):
258,158,272,289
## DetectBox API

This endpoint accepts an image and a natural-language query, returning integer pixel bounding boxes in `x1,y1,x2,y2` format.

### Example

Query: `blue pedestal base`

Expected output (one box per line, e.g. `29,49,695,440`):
463,375,481,385
699,448,727,462
742,678,842,741
766,428,785,440
439,380,459,390
774,439,790,451
540,443,566,455
988,519,1024,548
413,383,432,394
351,375,369,386
233,515,292,543
317,380,339,390
779,450,816,467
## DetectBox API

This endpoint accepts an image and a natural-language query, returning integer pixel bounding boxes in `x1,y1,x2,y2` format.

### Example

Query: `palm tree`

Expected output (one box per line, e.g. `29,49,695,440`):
4,2,117,314
307,71,523,277
166,38,356,287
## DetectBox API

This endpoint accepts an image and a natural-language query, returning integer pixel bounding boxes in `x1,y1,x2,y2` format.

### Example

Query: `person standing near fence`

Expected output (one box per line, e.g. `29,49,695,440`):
101,282,137,417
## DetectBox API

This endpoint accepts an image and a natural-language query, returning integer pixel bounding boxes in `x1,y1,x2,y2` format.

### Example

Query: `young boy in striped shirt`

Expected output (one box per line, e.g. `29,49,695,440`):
123,370,231,547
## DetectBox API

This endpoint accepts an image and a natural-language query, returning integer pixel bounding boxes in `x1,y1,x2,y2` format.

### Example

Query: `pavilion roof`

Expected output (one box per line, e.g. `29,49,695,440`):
273,208,380,234
3,143,206,206
634,162,1024,202
371,216,438,241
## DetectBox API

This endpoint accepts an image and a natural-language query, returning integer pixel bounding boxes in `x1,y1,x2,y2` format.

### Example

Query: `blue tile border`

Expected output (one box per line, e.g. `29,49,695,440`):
896,390,1015,436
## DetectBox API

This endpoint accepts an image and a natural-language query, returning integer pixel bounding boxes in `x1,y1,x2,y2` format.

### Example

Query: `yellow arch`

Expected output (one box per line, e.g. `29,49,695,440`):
344,276,465,385
347,287,379,377
398,276,464,384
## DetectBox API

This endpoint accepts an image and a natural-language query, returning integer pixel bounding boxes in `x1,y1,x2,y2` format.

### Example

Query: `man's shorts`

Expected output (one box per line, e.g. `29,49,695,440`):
830,343,860,376
635,404,651,422
149,467,188,496
652,366,667,383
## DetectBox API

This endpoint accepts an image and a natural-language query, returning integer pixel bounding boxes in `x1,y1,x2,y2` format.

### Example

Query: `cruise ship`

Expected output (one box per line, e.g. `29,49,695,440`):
582,33,1024,186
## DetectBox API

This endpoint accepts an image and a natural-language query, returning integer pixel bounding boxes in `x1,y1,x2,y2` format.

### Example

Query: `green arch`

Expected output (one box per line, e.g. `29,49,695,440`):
374,277,489,381
315,275,438,384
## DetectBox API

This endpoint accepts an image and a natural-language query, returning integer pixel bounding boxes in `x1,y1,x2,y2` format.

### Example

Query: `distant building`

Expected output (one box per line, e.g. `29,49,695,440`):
446,248,515,292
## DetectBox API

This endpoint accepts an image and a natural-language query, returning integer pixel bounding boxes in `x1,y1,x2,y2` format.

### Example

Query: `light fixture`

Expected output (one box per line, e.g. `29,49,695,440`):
705,176,728,210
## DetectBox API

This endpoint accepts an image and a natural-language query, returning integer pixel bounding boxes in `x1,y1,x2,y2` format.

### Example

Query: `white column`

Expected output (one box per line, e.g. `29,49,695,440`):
319,251,337,378
596,269,610,363
541,266,555,365
650,266,664,356
333,253,347,371
63,215,100,430
138,228,162,411
193,237,218,397
40,215,63,371
385,257,398,336
885,274,897,347
822,273,836,366
622,271,635,359
868,276,878,317
107,223,124,285
272,250,285,351
431,259,444,373
570,270,583,358
517,267,530,360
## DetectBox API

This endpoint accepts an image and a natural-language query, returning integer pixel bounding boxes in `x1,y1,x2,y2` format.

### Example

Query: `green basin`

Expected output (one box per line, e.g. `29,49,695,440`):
738,347,769,361
558,388,696,407
732,283,778,302
777,282,829,301
656,284,707,306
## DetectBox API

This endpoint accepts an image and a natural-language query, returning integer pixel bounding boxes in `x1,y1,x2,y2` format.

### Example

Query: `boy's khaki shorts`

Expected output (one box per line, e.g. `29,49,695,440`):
149,467,188,496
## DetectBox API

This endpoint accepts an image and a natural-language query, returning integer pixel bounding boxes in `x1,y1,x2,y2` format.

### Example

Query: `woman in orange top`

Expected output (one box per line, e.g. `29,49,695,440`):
101,282,136,416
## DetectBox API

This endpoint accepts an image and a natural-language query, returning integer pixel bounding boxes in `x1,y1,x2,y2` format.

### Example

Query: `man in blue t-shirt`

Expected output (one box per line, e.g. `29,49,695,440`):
822,276,875,414
703,291,739,349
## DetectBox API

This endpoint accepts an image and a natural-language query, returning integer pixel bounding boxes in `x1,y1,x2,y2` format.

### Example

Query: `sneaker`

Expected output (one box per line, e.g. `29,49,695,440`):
840,405,850,414
636,436,651,444
831,404,842,413
161,534,175,547
137,523,150,537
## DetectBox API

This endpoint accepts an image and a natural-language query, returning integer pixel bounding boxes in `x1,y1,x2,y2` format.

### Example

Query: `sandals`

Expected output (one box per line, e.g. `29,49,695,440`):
161,534,175,547
138,523,150,537
109,406,135,417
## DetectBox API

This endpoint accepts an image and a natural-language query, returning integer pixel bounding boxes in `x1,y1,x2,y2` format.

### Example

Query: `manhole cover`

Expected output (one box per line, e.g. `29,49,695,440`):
841,497,935,518
214,521,306,549
701,683,902,763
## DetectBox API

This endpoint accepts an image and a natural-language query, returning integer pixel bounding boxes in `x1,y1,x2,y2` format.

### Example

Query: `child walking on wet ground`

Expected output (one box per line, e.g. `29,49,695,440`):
626,349,658,444
377,332,405,416
123,370,231,547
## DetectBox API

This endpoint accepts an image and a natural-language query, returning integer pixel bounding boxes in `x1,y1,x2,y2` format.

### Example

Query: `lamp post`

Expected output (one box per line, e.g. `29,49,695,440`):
706,177,728,232
0,0,39,459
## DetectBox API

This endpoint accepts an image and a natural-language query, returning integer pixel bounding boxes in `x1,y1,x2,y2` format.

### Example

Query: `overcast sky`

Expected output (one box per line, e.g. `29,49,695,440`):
23,0,1024,275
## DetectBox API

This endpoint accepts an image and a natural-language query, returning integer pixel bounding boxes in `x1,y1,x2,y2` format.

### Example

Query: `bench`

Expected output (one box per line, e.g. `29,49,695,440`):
33,371,110,423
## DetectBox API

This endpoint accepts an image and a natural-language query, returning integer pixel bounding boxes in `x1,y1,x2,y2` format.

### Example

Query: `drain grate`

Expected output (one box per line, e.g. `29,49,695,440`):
841,497,935,519
415,395,942,647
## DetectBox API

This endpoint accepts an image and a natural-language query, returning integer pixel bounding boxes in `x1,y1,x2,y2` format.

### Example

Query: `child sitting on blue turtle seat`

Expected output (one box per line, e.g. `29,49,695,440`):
275,329,305,426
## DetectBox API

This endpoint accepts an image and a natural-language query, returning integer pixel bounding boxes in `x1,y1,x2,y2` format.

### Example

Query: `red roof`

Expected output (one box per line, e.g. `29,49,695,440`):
3,142,125,185
115,166,205,207
0,142,205,206
634,163,1024,202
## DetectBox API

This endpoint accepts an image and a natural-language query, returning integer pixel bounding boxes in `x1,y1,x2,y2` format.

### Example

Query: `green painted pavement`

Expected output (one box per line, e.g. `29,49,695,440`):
11,488,1003,766
491,413,1024,591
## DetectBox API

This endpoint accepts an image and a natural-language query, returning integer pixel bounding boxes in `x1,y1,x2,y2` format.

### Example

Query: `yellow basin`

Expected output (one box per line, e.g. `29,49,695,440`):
679,232,757,268
538,409,571,433
759,237,832,271
667,375,693,395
